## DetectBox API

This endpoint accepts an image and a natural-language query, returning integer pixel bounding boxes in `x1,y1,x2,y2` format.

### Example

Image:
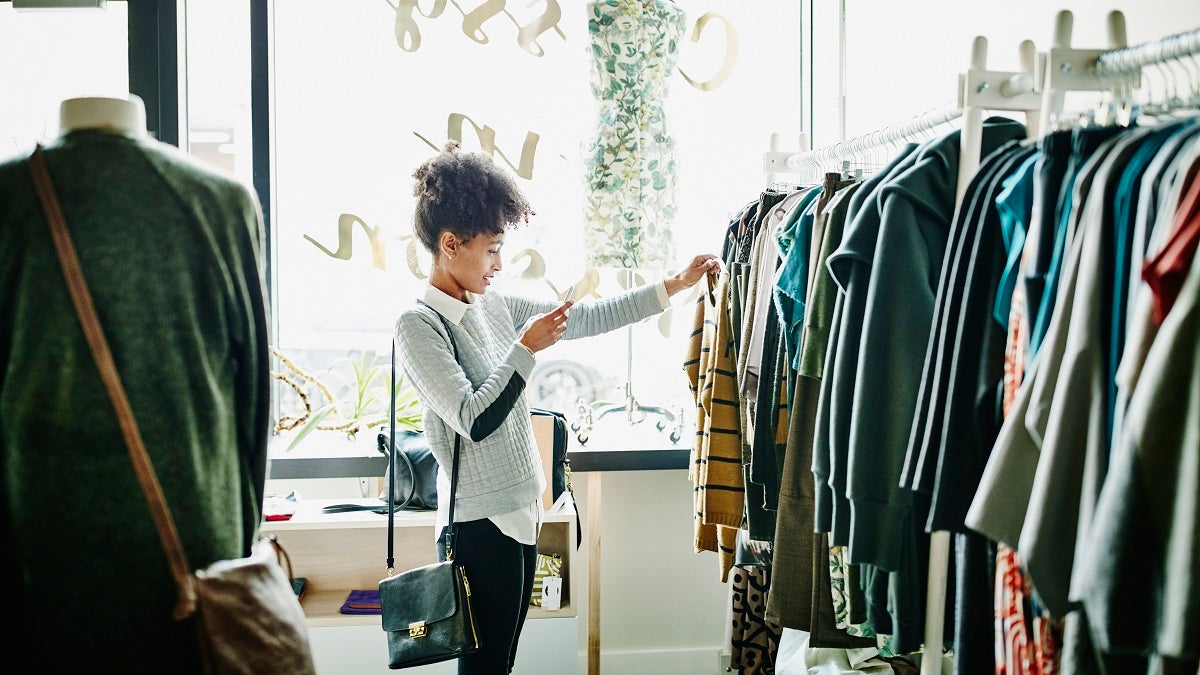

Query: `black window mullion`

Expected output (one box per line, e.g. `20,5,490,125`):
127,0,180,147
250,0,273,306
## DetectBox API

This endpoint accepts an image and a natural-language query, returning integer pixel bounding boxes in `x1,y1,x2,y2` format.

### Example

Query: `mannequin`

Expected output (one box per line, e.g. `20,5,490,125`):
58,94,147,137
0,88,272,669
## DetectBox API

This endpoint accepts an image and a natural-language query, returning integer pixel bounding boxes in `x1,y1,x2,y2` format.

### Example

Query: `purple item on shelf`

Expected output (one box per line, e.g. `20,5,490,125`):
340,589,382,615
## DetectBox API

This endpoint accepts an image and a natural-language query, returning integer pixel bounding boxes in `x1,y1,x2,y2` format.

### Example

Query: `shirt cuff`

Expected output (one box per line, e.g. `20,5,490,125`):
516,341,535,358
656,280,671,309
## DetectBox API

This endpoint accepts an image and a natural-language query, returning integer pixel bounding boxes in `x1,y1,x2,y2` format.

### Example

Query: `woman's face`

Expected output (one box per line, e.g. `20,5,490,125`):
443,232,504,300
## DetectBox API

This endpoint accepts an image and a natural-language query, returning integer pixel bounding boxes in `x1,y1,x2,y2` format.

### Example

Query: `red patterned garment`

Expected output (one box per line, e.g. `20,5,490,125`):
996,544,1033,674
994,258,1061,675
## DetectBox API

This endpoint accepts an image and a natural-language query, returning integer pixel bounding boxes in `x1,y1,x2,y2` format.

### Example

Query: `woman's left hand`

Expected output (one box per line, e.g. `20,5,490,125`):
664,254,721,297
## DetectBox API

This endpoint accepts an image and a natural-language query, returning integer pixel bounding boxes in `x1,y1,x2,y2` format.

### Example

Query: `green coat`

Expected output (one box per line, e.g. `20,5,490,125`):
0,130,270,671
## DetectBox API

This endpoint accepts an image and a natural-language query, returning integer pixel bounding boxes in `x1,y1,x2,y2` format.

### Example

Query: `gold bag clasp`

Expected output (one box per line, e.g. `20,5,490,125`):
409,621,427,638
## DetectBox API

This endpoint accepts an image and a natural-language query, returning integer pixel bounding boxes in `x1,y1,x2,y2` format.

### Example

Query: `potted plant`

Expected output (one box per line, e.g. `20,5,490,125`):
270,346,423,451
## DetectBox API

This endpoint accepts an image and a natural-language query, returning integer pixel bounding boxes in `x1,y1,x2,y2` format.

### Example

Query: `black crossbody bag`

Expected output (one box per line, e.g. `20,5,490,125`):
379,315,481,669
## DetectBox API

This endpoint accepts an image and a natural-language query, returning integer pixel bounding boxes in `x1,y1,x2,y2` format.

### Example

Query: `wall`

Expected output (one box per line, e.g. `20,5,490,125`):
572,469,733,675
807,1,1200,150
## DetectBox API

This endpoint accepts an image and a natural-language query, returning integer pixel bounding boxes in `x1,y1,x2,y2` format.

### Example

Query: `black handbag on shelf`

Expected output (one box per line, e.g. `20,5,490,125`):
530,407,571,505
377,427,439,511
321,349,438,516
379,314,481,669
529,407,582,547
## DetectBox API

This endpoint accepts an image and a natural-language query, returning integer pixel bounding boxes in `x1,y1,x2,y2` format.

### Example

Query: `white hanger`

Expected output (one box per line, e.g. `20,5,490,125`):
58,95,147,138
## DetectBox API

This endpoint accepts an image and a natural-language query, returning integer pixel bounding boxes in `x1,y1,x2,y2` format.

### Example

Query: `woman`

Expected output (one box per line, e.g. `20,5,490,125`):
395,140,718,673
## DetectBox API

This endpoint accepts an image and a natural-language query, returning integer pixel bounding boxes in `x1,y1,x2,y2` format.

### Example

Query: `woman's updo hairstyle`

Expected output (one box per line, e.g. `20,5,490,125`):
411,140,535,255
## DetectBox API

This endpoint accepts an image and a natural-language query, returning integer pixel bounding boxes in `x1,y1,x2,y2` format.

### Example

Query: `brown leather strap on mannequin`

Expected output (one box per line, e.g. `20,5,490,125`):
27,145,198,619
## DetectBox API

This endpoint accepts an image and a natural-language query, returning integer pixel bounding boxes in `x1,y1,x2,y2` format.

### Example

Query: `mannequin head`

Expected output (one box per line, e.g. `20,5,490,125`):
58,95,147,138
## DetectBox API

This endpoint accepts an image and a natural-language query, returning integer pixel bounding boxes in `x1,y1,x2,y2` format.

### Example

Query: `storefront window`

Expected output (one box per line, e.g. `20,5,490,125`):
185,0,253,186
259,0,803,449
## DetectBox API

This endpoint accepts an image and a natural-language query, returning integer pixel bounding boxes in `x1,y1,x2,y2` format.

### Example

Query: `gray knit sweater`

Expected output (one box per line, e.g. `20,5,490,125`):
395,282,666,525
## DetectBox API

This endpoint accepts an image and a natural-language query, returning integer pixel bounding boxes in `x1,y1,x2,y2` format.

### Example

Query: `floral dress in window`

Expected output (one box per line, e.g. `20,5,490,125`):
583,0,685,271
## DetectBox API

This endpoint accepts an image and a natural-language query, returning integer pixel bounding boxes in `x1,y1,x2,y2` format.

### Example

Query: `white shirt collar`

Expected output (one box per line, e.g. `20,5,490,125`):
421,284,473,325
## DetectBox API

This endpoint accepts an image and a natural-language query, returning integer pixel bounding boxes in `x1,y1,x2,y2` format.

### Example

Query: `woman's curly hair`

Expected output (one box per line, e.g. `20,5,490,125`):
411,140,535,254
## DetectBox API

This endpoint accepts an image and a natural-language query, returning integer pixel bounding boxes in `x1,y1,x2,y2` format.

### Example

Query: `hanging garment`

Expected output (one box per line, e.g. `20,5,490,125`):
900,138,1036,514
842,118,1025,575
813,144,921,542
765,178,863,631
730,565,783,674
1074,225,1200,665
895,137,1038,675
684,268,742,582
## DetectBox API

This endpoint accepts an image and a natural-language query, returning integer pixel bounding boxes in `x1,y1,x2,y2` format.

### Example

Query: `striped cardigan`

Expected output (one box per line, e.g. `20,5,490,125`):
684,269,744,581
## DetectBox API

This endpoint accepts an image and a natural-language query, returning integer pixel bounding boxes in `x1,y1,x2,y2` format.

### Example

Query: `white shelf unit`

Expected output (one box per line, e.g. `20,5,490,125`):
261,498,579,628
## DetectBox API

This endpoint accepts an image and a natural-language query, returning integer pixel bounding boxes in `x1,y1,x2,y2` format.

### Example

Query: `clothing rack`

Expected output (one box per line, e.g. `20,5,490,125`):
925,12,1200,675
1092,26,1200,76
1037,9,1131,133
920,34,1043,675
760,35,1043,674
754,11,1199,672
765,35,1040,181
763,104,962,178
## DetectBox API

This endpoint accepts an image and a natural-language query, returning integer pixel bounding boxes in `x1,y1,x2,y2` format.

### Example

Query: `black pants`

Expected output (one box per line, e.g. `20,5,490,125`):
438,519,537,674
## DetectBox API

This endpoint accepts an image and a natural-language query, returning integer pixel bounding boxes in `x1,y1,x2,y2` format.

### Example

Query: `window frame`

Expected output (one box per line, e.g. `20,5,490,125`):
244,0,806,478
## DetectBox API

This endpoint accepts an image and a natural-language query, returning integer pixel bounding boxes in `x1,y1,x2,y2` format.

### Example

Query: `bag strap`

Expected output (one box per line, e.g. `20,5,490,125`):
386,338,397,570
387,305,463,573
27,145,198,620
386,432,419,510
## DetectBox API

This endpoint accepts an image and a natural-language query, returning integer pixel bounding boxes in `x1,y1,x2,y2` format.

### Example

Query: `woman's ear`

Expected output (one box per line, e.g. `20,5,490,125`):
439,231,458,259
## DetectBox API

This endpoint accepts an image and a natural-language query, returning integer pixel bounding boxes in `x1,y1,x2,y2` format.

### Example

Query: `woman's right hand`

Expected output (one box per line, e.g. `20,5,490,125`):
518,301,573,353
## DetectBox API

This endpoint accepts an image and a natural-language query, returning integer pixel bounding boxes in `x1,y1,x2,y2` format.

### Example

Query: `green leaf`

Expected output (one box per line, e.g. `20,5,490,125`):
286,405,337,452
